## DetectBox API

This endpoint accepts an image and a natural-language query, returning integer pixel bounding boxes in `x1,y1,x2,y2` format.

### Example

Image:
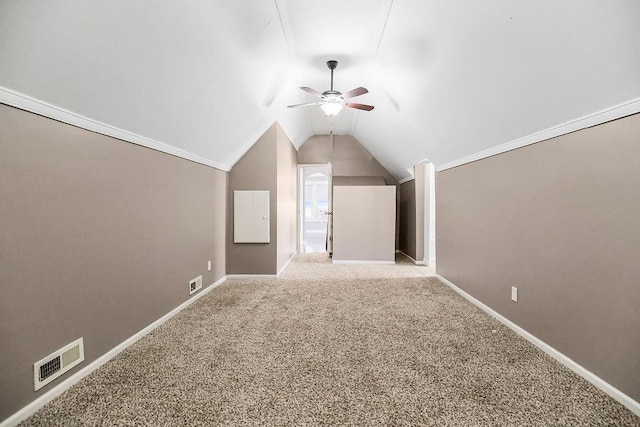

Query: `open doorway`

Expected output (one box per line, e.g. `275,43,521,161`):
299,164,332,253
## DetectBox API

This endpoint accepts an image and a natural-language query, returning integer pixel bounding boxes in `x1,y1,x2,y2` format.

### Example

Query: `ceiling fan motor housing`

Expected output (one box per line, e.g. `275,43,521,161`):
323,90,342,97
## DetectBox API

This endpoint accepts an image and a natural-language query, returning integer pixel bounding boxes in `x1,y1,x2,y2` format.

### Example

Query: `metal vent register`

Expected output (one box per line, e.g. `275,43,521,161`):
33,338,84,390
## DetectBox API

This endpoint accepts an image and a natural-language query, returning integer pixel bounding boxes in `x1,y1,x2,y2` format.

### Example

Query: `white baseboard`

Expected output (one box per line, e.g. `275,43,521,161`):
0,276,228,427
397,251,425,265
226,274,278,279
277,252,297,276
435,274,640,417
332,260,395,265
422,257,436,268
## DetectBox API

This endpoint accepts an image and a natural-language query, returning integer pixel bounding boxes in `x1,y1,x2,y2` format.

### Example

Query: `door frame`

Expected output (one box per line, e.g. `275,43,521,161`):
297,163,333,254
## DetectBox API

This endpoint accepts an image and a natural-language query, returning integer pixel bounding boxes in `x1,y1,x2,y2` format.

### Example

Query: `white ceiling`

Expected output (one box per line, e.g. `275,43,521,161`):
1,1,639,179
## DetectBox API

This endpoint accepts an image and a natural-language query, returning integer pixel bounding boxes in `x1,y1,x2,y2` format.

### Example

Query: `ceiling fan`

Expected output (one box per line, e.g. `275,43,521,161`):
287,60,374,117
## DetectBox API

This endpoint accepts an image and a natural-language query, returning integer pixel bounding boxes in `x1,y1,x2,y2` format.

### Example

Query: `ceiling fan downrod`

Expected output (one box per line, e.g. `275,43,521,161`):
327,60,338,92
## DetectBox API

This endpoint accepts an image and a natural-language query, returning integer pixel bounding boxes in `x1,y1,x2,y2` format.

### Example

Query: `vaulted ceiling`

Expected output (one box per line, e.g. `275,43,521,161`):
1,1,639,179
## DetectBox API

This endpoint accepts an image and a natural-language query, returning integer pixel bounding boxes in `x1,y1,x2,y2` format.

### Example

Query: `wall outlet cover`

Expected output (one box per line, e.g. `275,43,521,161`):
511,286,518,302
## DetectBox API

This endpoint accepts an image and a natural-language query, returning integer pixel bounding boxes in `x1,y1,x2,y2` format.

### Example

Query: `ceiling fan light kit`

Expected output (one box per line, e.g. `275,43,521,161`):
320,98,344,116
288,60,374,117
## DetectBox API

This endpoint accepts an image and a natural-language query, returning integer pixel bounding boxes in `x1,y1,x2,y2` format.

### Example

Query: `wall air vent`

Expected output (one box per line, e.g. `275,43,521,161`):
189,275,203,295
34,338,84,391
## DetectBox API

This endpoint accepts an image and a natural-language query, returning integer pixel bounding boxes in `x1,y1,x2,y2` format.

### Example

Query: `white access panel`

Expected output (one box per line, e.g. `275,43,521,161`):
234,191,270,243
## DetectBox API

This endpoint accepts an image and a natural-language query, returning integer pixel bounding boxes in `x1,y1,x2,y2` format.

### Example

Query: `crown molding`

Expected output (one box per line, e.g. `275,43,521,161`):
0,86,230,172
437,97,640,172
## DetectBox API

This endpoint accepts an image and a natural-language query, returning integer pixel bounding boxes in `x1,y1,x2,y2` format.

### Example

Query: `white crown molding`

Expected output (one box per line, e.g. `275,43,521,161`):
0,275,228,427
437,97,640,171
435,274,640,417
0,86,231,172
398,176,415,184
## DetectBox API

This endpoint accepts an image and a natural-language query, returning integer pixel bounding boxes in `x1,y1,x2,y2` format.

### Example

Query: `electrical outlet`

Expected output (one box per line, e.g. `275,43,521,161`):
208,260,212,271
511,286,518,302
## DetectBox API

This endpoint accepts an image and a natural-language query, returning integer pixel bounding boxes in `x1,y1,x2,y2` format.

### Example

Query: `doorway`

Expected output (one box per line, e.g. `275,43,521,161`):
299,164,332,253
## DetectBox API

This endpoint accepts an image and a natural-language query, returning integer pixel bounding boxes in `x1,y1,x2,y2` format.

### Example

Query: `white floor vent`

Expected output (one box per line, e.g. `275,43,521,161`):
34,338,84,391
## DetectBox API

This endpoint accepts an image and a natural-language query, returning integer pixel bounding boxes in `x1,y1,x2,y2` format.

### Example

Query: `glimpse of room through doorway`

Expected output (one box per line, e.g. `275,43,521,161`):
299,164,331,254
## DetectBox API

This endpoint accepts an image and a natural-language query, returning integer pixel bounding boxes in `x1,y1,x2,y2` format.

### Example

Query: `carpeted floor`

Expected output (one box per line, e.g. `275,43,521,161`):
21,254,639,426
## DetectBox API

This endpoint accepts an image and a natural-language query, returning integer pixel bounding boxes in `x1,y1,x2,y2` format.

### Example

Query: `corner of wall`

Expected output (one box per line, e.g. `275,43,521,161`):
276,122,299,273
226,124,279,275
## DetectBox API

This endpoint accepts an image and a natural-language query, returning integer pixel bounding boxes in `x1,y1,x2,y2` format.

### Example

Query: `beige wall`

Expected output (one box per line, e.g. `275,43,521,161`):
298,134,397,184
399,180,417,259
298,134,399,249
227,123,297,275
227,124,278,274
276,124,298,273
0,104,227,421
398,164,428,262
332,176,385,186
333,186,396,262
437,113,640,402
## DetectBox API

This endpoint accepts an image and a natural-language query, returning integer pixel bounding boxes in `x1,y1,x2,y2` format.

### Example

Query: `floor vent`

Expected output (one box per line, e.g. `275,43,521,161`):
34,338,84,391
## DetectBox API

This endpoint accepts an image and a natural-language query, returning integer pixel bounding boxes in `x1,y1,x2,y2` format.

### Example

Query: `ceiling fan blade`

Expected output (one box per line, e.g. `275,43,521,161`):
343,87,369,99
346,102,374,111
299,87,325,98
287,101,324,108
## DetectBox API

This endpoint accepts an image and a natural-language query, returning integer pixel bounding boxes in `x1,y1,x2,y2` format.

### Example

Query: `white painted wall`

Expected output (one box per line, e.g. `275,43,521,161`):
425,162,436,265
413,161,435,267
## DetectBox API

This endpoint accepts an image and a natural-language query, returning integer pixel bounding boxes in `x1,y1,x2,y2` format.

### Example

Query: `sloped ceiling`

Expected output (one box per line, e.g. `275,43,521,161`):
1,1,639,179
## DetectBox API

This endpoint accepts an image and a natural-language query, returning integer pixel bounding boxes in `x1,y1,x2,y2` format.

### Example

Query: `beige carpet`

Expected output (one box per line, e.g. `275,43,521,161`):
21,254,639,426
